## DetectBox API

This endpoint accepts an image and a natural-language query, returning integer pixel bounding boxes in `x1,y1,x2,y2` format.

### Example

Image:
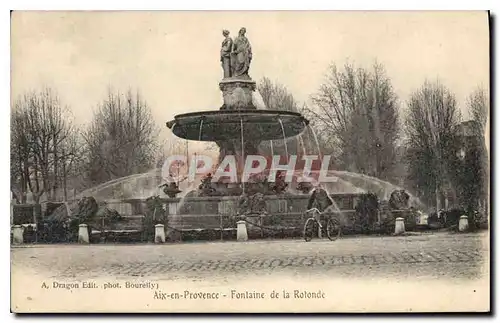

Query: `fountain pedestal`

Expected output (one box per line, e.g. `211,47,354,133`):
165,29,309,198
219,78,256,110
168,202,179,215
217,77,259,181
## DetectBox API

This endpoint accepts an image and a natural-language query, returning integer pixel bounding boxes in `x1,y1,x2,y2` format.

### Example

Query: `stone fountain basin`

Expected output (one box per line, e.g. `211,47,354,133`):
166,110,309,141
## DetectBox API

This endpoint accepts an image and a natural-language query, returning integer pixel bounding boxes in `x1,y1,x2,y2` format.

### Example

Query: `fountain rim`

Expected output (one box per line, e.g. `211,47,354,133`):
166,109,309,129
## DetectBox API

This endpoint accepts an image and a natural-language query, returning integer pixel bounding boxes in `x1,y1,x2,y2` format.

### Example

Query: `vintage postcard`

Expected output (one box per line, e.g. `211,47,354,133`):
10,10,490,313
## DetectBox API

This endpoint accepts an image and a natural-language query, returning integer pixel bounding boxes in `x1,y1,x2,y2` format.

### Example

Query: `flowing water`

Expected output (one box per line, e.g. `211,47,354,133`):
278,118,289,158
76,170,158,200
75,93,424,210
252,90,267,109
75,167,422,208
329,170,425,208
307,124,322,156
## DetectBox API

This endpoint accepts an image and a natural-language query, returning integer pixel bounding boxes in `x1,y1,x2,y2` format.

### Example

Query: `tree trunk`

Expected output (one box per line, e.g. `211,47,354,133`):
53,134,58,201
33,192,41,204
63,172,68,202
62,147,67,202
435,186,441,211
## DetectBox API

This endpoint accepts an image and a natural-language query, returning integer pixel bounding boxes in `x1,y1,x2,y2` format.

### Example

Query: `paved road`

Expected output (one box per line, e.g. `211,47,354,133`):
11,232,488,281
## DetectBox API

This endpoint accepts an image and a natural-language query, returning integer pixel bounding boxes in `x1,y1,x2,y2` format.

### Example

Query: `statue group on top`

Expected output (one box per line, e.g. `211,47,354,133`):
220,27,253,79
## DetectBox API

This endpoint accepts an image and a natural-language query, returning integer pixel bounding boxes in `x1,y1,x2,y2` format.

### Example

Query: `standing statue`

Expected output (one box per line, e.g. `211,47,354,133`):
231,27,252,78
220,29,233,78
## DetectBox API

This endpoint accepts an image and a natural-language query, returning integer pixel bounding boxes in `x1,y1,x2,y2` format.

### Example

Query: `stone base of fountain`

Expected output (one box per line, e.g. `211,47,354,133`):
219,77,257,110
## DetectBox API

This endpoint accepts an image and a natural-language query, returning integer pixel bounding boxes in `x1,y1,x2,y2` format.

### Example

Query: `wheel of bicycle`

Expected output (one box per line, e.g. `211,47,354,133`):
303,217,316,242
326,217,341,241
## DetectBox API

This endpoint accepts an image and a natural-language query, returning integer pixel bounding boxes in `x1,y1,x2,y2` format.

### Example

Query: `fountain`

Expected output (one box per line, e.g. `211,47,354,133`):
61,28,425,241
166,27,309,198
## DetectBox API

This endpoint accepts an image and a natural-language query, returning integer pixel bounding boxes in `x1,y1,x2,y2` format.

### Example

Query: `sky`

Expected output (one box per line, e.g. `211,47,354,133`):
11,11,490,145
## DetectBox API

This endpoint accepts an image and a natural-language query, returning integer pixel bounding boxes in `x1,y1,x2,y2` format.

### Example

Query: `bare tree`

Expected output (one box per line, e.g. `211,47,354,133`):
11,108,31,203
83,88,159,185
10,88,78,203
467,87,489,136
162,135,186,156
462,87,489,214
306,62,400,180
258,77,300,112
59,129,86,200
257,77,304,157
405,80,461,210
158,134,187,167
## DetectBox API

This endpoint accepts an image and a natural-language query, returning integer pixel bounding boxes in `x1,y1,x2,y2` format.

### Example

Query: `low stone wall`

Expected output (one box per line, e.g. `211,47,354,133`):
383,209,417,231
12,204,40,225
12,193,425,244
89,215,147,243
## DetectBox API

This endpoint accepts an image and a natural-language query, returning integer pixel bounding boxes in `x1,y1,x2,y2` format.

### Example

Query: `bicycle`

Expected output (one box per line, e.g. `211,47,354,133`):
303,208,342,242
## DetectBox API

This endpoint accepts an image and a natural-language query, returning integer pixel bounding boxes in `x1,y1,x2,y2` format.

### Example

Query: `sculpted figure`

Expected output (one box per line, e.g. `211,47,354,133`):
297,181,314,194
231,27,252,77
159,182,182,198
388,189,410,210
220,29,233,78
198,173,216,196
237,192,267,216
271,170,288,195
159,172,185,198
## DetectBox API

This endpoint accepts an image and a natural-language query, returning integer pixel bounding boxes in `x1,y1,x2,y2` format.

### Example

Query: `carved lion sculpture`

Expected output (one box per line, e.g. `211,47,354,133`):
388,190,410,210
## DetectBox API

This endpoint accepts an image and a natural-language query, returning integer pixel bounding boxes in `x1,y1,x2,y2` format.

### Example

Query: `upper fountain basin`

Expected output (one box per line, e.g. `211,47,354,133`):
166,110,310,141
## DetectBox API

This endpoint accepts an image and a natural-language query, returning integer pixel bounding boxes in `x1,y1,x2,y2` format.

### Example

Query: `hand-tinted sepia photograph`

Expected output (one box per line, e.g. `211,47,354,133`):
10,11,490,313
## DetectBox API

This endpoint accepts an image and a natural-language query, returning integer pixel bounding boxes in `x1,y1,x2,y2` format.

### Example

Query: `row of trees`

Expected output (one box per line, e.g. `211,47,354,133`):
405,83,488,210
11,61,489,213
305,62,400,181
259,62,489,212
10,88,160,203
84,90,159,185
11,89,79,203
